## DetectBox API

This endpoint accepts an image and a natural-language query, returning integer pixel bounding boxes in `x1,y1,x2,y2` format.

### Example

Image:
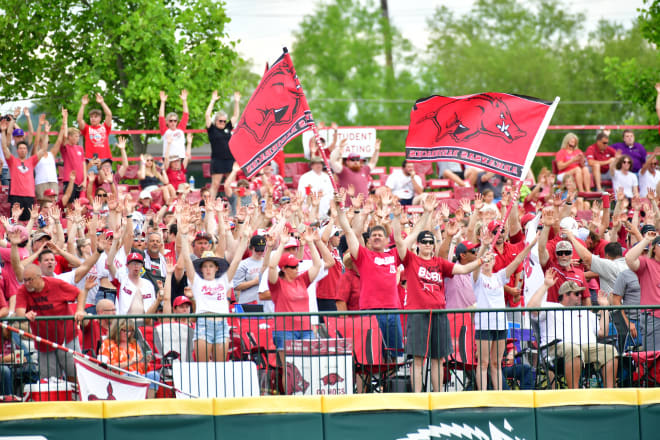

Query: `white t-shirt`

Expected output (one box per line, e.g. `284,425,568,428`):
161,128,186,159
638,169,660,198
538,302,598,346
473,269,508,330
613,170,638,199
35,151,58,185
385,169,422,200
116,272,156,315
192,272,230,314
297,170,334,215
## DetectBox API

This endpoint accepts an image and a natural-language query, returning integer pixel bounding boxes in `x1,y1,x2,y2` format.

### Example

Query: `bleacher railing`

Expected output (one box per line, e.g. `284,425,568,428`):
1,305,658,400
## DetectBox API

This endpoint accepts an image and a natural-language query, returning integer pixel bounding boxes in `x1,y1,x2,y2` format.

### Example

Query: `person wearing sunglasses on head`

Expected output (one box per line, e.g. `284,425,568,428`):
206,90,242,201
612,155,639,201
158,89,189,160
392,195,483,393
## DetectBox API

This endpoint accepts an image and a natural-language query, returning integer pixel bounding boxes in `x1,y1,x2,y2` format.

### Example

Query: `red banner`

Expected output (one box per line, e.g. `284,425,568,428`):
229,49,312,178
405,93,558,180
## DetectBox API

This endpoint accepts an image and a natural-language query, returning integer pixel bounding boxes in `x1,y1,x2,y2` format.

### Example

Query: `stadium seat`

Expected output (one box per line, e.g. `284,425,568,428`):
427,178,452,190
413,162,434,176
123,164,140,180
202,163,211,178
454,186,476,200
371,166,386,175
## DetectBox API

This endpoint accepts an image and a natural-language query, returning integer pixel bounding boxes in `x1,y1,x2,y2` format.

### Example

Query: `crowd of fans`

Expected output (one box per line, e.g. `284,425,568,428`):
1,83,660,397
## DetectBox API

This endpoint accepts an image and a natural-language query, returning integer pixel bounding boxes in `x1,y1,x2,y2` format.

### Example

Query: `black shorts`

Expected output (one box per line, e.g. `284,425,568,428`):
62,182,83,202
474,329,507,341
405,313,452,359
211,158,234,175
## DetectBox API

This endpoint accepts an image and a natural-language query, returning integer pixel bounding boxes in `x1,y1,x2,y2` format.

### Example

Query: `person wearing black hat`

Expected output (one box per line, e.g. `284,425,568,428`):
392,196,483,392
232,235,267,305
625,228,660,351
178,214,250,362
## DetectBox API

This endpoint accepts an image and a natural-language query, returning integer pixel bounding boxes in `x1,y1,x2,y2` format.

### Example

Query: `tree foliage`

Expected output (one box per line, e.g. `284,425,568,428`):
0,0,257,153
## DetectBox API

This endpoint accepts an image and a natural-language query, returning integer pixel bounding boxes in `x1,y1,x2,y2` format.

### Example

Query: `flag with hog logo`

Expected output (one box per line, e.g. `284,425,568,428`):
229,48,313,178
405,93,559,180
75,356,149,401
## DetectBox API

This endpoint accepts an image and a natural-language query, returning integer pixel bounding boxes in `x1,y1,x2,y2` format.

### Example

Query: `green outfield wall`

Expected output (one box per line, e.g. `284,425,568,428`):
0,389,658,440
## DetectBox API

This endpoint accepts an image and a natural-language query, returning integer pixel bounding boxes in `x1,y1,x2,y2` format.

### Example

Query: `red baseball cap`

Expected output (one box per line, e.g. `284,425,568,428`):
126,252,144,264
487,220,504,233
347,152,361,160
173,296,192,308
278,253,300,269
43,188,56,197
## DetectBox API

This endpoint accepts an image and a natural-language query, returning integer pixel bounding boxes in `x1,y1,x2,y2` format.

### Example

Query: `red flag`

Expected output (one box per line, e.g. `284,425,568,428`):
405,93,559,180
230,50,312,178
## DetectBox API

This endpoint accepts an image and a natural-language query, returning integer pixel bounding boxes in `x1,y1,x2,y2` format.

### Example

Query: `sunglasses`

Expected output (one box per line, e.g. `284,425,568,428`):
556,250,572,256
97,193,108,197
168,119,178,123
468,249,478,254
285,265,299,269
217,119,227,123
420,240,435,245
623,160,631,164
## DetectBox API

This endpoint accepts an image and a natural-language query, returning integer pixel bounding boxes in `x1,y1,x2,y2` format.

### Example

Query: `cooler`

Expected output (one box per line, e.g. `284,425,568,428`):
284,338,353,396
24,378,76,402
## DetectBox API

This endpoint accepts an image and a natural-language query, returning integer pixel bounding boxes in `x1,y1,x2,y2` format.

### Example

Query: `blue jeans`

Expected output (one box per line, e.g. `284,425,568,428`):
1,365,13,395
502,364,534,390
1,168,9,187
272,330,314,350
374,313,403,356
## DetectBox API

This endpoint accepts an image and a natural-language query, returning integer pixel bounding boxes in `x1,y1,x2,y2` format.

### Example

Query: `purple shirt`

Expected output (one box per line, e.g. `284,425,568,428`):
610,142,647,173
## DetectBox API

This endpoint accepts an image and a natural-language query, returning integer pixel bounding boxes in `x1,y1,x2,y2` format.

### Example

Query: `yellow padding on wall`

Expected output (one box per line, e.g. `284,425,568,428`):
322,393,429,413
534,389,639,407
0,401,103,421
103,398,214,418
430,390,535,410
638,388,660,405
214,395,322,415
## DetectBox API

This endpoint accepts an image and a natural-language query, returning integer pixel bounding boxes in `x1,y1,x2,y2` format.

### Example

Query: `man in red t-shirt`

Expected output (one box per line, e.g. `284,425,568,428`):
585,132,618,192
77,93,113,159
2,123,47,220
335,192,403,356
15,264,87,379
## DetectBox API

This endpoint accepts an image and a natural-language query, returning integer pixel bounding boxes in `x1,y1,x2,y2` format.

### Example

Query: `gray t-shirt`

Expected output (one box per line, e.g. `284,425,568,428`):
590,256,628,294
613,269,641,321
232,257,264,304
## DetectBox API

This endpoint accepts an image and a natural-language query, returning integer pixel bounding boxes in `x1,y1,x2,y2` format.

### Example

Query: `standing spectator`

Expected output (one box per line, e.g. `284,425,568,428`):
206,90,241,201
315,223,343,311
106,247,158,316
138,154,174,205
624,230,660,350
612,269,642,349
14,264,87,379
329,139,380,200
445,240,479,309
233,235,267,305
224,162,253,216
297,156,334,216
159,90,189,160
336,252,360,311
472,230,536,390
164,133,192,194
585,132,618,192
1,119,47,221
250,162,287,204
33,116,59,203
555,132,591,192
0,113,12,185
610,130,647,174
57,114,86,203
612,155,638,200
77,93,113,159
385,160,424,206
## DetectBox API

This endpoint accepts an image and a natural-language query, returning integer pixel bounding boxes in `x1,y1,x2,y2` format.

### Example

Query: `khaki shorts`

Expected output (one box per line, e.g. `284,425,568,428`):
555,341,618,369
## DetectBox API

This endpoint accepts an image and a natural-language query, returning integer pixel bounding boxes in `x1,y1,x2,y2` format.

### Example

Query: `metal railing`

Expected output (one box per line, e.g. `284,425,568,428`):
1,305,658,400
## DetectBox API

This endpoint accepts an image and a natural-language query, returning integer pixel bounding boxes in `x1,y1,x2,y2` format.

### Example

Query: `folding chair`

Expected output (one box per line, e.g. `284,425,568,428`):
529,316,562,389
446,312,477,391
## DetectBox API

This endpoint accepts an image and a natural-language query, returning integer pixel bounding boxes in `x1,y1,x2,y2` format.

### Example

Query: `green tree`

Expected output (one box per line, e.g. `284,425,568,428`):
0,0,248,154
290,0,420,163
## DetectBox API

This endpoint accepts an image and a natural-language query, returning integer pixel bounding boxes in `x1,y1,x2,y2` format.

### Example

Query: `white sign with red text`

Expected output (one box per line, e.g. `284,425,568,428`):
284,339,353,395
302,128,377,159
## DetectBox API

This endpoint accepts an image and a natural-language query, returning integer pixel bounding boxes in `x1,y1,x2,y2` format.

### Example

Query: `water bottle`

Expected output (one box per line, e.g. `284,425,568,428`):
188,175,195,190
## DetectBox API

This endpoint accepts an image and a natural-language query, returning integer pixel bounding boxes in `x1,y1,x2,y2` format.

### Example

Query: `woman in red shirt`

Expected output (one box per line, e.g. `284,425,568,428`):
556,132,591,192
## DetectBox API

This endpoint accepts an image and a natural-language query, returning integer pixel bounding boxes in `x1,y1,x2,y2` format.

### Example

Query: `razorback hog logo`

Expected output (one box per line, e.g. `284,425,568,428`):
418,94,526,144
286,362,310,394
321,373,344,386
235,56,304,144
87,382,117,401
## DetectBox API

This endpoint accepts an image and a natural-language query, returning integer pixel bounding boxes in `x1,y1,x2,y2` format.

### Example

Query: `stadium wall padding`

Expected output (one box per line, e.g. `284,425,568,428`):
0,390,658,440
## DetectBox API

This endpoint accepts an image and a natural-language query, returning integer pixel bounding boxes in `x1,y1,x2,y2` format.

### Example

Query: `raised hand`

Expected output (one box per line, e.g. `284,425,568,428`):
37,113,46,126
187,132,193,144
543,269,558,288
23,107,30,117
81,94,89,105
11,203,23,221
541,206,555,227
439,202,450,219
445,218,460,236
95,93,104,104
84,275,98,292
392,202,403,218
346,184,356,198
459,198,471,214
380,192,393,206
159,91,168,102
180,89,188,101
233,91,241,101
7,227,23,245
473,193,484,211
350,192,364,209
116,136,127,150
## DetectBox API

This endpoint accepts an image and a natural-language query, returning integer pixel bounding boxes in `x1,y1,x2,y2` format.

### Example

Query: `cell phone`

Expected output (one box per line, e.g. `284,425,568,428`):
92,153,99,160
37,215,46,228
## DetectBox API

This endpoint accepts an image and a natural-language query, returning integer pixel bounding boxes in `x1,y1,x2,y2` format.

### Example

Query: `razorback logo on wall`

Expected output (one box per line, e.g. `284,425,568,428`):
397,419,525,440
405,93,558,180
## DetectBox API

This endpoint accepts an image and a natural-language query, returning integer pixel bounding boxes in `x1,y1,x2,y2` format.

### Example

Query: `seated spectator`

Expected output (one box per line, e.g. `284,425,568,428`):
585,132,617,192
138,154,174,205
612,155,638,200
164,133,192,194
437,161,470,187
610,129,647,173
528,274,617,389
385,160,424,206
477,172,504,203
159,90,189,160
77,93,113,160
82,298,116,356
556,132,591,192
87,137,129,201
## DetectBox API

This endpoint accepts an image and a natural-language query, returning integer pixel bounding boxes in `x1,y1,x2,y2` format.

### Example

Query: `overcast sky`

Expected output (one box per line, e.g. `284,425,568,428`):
224,0,646,73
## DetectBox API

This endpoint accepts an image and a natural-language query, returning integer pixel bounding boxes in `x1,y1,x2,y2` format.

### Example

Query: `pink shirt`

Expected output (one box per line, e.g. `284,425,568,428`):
556,148,583,174
82,122,112,159
444,273,476,309
268,271,312,331
337,165,371,203
61,144,85,185
6,155,39,197
634,256,660,318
